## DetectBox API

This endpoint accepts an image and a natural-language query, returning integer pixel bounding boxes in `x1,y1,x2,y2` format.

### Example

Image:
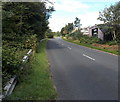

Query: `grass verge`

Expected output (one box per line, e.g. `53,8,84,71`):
63,38,120,55
7,40,57,100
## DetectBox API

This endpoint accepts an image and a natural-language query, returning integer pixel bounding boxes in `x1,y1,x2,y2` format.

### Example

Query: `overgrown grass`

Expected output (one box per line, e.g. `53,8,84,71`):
63,38,120,55
7,40,57,100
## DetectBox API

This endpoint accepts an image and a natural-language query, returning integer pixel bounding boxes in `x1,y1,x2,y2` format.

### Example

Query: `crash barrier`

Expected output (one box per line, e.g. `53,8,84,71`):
1,39,46,100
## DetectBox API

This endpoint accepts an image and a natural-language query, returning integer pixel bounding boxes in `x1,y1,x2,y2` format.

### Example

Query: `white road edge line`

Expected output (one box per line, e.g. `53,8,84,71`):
83,54,95,61
68,47,72,50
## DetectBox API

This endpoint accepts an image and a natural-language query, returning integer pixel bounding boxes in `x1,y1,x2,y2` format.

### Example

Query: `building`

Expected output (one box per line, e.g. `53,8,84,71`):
73,24,113,41
88,25,104,40
81,25,106,40
81,27,89,36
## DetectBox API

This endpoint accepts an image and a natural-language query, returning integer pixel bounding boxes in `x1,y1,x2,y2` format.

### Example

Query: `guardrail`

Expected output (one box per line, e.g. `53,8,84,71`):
1,39,46,100
1,49,33,100
40,38,46,42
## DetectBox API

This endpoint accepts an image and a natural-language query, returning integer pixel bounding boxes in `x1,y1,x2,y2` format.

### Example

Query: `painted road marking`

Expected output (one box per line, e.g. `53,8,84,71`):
83,54,95,61
68,47,72,50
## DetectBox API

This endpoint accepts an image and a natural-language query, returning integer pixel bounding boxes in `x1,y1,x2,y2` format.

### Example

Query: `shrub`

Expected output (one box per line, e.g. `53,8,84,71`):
107,41,118,46
79,35,100,44
46,33,54,38
2,46,22,75
116,36,120,44
24,34,37,50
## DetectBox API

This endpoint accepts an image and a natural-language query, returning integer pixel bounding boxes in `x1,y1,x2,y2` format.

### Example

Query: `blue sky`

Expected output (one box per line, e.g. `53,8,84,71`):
48,0,119,32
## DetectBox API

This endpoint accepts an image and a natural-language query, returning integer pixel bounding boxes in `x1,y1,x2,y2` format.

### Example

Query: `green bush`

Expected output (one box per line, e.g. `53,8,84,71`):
47,35,54,38
79,35,100,44
67,31,82,40
107,41,118,45
24,34,37,50
2,2,54,90
2,45,23,87
116,36,120,44
2,46,22,75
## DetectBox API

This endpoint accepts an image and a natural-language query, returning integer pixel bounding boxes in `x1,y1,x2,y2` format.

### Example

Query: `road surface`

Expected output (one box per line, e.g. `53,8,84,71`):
46,37,118,100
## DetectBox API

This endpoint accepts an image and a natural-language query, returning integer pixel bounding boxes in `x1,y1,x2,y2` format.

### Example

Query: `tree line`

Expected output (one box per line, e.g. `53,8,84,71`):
98,1,120,41
61,17,82,37
2,2,54,85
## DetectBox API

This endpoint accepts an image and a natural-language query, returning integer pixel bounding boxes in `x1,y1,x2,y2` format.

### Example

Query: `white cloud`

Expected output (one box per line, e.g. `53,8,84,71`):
48,0,105,32
48,15,74,32
78,12,104,27
48,0,90,32
49,11,104,32
53,0,89,12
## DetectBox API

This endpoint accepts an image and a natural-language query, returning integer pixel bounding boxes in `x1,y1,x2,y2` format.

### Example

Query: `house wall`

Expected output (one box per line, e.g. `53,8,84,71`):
88,28,92,37
98,28,104,40
74,25,104,40
88,25,104,40
81,28,89,35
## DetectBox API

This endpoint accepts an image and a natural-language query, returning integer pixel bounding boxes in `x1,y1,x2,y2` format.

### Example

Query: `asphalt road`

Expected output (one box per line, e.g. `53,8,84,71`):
46,37,118,100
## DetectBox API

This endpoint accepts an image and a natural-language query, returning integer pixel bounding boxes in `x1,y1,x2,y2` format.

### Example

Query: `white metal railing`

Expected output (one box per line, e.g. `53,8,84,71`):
1,39,46,100
1,49,33,100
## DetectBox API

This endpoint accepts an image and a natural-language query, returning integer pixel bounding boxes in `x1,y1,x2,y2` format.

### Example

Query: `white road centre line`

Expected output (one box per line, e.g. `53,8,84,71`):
68,47,72,50
83,54,95,61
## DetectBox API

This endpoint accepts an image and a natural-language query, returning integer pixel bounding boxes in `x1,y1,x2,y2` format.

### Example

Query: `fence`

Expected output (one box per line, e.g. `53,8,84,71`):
1,39,46,100
1,49,33,100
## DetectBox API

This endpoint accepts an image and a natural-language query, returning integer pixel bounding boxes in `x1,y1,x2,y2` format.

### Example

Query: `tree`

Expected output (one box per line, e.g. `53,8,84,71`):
74,17,81,30
45,28,54,38
66,23,74,33
98,1,120,41
2,2,55,41
60,23,74,36
60,27,65,36
2,2,55,84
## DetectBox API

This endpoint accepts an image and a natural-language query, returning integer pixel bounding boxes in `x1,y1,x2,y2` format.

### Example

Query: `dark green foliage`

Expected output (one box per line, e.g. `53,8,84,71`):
116,36,120,44
2,2,54,40
60,27,65,36
106,41,118,46
74,17,81,28
2,2,54,85
7,40,57,100
54,31,61,37
45,29,54,38
79,35,100,44
66,23,74,33
98,1,120,41
61,17,82,37
61,23,74,36
67,30,83,40
66,29,100,44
